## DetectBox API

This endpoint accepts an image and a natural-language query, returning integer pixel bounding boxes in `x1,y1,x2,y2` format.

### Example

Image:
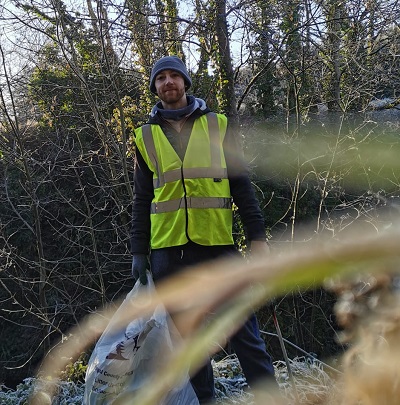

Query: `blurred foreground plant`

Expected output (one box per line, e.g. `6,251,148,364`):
30,221,400,405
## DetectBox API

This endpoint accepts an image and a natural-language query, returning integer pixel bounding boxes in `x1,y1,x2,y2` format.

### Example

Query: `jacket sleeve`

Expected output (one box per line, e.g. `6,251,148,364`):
129,148,154,254
224,121,267,242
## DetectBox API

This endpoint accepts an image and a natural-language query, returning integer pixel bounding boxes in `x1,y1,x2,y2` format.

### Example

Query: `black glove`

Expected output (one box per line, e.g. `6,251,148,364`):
131,254,149,285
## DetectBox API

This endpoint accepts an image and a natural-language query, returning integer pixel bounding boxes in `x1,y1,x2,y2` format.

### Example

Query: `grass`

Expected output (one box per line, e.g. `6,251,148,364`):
0,355,337,404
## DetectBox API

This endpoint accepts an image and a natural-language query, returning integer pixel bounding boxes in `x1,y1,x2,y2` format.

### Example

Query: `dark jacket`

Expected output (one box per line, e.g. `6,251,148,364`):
130,103,266,254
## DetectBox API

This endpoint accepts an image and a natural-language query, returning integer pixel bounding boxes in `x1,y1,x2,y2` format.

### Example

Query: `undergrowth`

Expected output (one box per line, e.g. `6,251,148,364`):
0,356,336,404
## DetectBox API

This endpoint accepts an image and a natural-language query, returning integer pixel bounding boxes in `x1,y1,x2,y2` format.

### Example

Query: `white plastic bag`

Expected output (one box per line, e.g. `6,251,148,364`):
83,274,199,405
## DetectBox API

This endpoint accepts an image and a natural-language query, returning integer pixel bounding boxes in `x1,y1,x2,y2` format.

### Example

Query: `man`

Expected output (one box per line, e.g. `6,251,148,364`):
130,55,277,403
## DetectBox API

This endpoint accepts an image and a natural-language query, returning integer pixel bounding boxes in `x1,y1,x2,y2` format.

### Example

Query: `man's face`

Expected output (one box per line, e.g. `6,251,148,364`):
154,69,186,108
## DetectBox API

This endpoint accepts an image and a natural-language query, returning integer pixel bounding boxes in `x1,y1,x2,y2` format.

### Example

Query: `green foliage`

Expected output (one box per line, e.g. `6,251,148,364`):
232,205,247,256
28,46,83,129
60,353,89,384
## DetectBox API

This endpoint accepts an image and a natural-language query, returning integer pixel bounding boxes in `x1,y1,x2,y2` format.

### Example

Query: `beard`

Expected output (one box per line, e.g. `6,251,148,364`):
158,86,186,105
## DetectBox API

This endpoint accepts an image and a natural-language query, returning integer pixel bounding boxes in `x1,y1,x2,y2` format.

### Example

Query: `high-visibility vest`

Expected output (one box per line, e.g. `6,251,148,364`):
134,112,234,249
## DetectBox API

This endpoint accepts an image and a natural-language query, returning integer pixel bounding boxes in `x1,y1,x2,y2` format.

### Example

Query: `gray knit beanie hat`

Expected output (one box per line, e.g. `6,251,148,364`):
149,56,192,94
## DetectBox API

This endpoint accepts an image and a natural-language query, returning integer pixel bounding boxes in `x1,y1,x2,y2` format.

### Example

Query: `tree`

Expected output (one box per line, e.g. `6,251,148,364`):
211,0,238,119
0,0,137,385
280,0,302,121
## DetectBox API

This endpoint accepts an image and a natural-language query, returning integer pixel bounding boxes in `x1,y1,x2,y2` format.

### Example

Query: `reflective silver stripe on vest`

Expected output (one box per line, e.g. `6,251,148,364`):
151,197,232,214
153,168,182,188
141,125,162,188
152,167,228,188
183,167,227,179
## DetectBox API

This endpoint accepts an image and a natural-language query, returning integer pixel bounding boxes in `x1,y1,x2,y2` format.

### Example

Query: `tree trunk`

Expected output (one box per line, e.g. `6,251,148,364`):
213,0,238,121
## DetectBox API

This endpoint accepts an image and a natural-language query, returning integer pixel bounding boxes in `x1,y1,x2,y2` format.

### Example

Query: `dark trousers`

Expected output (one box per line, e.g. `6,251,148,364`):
150,242,276,403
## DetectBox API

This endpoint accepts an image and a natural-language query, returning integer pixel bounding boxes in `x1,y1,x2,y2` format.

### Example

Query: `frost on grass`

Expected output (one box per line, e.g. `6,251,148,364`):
0,356,336,404
213,354,252,403
214,354,338,404
275,356,339,405
0,378,85,405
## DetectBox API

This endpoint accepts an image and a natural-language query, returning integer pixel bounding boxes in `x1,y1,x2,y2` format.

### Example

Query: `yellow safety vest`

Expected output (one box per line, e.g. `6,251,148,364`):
134,113,234,249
